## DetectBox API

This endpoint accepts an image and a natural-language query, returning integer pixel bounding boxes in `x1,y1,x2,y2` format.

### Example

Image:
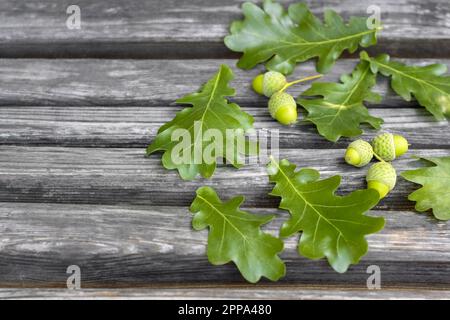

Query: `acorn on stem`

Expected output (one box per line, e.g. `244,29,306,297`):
372,133,409,161
344,140,374,167
366,162,397,199
268,92,298,125
252,71,287,98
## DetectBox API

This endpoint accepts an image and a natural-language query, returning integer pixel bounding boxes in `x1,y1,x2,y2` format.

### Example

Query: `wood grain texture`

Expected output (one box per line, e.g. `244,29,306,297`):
1,287,450,300
1,106,448,149
0,0,448,299
0,202,449,288
0,146,448,208
0,58,449,107
0,0,448,58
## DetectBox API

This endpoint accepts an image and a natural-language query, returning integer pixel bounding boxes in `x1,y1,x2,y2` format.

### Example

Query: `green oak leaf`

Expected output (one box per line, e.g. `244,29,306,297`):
267,158,384,273
190,186,286,283
401,157,450,221
224,0,378,75
298,57,383,142
362,51,450,120
146,64,257,180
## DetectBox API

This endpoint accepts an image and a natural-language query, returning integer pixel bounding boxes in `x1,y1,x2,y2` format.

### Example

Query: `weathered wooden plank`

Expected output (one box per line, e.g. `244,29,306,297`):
0,203,449,288
1,288,450,300
0,106,448,149
0,146,448,208
0,59,448,106
0,0,448,58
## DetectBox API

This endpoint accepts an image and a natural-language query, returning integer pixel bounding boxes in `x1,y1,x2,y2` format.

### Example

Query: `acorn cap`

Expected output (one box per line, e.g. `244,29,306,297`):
345,139,373,167
366,162,397,192
372,133,396,161
263,71,287,97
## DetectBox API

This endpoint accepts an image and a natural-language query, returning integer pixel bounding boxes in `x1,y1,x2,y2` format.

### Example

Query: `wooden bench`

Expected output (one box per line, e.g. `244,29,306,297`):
0,0,449,299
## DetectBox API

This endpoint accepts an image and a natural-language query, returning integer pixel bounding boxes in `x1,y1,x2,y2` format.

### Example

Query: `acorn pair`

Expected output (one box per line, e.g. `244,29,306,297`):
345,133,409,199
252,71,321,125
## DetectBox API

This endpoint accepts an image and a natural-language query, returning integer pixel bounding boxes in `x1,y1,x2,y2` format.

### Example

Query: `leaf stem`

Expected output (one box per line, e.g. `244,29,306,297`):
280,74,323,92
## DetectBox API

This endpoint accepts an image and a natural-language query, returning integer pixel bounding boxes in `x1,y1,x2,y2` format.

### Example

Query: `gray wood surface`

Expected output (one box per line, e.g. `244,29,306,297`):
1,288,450,300
0,203,449,288
0,58,448,149
0,106,448,149
0,0,448,58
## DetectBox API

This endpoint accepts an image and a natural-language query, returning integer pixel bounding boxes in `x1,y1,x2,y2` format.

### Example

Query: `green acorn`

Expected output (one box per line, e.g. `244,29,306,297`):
252,71,287,97
372,133,409,161
345,140,374,167
268,92,298,125
366,162,397,199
